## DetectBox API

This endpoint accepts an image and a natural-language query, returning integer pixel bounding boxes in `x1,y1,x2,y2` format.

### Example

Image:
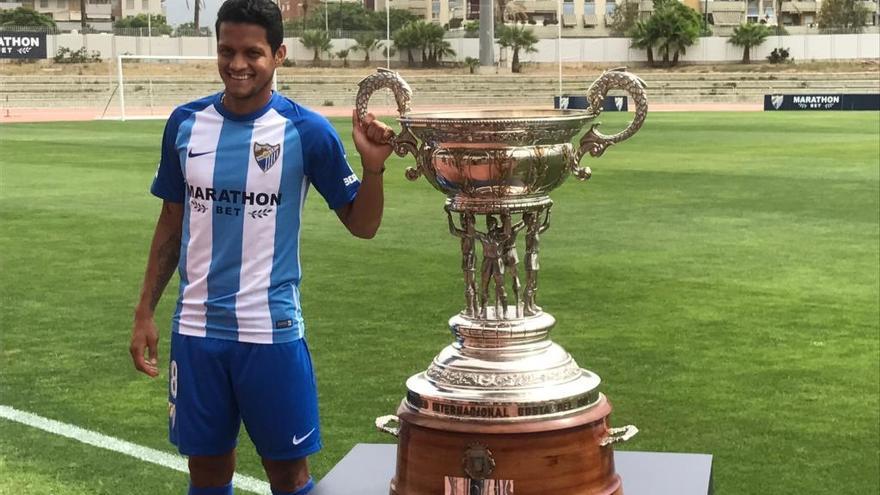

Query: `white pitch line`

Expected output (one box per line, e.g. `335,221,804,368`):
0,404,270,494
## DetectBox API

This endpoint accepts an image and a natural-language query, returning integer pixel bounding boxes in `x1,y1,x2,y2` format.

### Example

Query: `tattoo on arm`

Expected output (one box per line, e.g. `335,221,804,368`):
149,230,181,313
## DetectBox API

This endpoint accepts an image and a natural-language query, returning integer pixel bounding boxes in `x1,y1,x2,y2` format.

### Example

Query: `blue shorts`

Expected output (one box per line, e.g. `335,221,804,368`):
168,333,322,460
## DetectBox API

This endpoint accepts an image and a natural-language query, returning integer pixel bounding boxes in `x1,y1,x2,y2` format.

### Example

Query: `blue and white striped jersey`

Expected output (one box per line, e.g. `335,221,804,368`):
151,92,360,344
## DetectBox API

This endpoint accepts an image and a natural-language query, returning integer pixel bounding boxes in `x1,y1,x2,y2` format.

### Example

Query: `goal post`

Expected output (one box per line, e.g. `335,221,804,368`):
112,55,217,121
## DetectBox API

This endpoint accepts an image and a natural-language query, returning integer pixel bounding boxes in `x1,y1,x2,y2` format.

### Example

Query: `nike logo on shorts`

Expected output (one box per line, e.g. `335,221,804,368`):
292,428,315,446
188,149,214,158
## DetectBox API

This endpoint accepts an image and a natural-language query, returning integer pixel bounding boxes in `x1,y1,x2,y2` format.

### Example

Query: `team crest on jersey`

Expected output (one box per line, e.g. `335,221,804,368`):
254,142,281,173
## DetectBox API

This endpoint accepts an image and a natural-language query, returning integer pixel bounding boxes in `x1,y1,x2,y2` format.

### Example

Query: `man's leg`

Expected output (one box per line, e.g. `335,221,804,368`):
234,339,321,495
262,457,313,494
169,334,241,495
188,450,236,494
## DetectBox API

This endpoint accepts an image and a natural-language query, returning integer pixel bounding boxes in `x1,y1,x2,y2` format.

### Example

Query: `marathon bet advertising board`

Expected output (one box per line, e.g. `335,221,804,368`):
0,32,48,59
765,94,880,111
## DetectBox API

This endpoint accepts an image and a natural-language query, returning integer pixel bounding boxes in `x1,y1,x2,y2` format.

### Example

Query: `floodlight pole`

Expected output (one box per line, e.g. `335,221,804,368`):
557,0,562,100
386,0,391,68
478,0,494,70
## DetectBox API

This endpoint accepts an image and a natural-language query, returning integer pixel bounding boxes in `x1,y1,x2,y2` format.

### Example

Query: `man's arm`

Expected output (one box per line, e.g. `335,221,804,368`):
335,111,394,239
129,200,183,377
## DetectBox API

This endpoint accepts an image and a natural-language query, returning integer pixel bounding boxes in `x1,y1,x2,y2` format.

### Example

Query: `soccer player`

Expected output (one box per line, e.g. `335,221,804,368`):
128,1,393,494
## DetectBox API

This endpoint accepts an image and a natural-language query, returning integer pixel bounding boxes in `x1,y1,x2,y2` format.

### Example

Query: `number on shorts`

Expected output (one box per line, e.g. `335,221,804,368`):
169,360,178,399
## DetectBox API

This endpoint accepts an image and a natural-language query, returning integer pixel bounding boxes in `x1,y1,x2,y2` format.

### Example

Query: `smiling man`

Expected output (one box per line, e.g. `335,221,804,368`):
127,1,393,494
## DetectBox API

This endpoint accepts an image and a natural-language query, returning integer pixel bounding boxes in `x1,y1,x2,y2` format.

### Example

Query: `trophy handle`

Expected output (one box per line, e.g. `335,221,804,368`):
355,68,420,169
599,424,639,447
572,68,648,180
375,414,400,438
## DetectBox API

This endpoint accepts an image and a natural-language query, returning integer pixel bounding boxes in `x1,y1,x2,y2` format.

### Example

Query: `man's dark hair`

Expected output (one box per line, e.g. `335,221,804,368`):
215,0,284,53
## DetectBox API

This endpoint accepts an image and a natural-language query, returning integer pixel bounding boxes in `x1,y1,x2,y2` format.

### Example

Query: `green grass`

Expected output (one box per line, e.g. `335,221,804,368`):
1,112,878,494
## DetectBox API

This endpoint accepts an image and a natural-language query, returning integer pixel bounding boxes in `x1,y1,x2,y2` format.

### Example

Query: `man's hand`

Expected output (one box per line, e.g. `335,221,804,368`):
130,316,160,377
352,110,393,172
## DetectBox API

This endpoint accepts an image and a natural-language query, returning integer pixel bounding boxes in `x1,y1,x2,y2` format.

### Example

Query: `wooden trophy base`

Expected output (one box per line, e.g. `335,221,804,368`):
389,396,624,495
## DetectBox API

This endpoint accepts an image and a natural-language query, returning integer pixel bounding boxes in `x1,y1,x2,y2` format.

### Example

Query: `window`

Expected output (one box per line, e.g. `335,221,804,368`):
747,1,759,16
584,1,595,15
432,0,440,20
606,1,617,16
143,0,149,10
127,0,134,10
40,0,48,8
563,0,574,15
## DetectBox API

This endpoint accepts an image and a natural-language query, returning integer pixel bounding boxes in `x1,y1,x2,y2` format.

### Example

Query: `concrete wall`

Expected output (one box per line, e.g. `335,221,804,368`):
40,32,880,64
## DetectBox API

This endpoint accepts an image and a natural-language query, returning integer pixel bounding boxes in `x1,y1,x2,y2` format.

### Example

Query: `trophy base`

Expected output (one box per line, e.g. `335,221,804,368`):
389,395,624,495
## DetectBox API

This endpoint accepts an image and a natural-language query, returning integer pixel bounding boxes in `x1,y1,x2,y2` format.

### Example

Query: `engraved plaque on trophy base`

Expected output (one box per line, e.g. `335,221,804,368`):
389,396,623,495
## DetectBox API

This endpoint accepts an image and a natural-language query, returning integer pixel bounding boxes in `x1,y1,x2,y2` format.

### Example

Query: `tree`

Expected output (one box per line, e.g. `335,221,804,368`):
392,21,421,67
175,22,211,37
185,0,204,30
818,0,870,32
0,7,57,28
728,23,771,63
335,49,350,67
415,21,446,67
637,0,702,67
352,34,384,66
426,37,455,65
628,20,656,67
609,0,641,36
464,56,479,74
302,3,416,33
300,30,332,64
497,23,538,73
115,14,173,35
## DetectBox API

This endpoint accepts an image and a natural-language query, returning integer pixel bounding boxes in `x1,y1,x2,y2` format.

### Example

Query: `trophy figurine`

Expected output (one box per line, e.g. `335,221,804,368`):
358,67,648,495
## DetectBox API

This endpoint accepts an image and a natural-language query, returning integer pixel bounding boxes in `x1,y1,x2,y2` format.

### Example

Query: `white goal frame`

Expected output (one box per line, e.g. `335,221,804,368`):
115,54,216,121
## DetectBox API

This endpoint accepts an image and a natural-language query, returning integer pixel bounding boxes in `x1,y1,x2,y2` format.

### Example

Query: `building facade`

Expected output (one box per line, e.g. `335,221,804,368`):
4,0,165,25
378,0,879,35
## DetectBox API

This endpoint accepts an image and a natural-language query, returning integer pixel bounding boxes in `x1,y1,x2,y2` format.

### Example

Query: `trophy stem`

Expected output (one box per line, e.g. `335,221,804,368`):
446,201,552,321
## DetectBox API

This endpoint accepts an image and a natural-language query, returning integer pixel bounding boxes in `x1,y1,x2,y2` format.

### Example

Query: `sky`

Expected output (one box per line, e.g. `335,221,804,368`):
165,0,221,28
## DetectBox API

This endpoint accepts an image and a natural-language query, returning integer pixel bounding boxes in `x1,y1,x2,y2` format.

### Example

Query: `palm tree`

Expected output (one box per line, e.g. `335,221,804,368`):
416,21,446,67
464,56,480,74
649,1,701,67
629,20,656,67
352,35,384,67
497,24,538,73
300,30,332,64
186,0,204,31
335,49,350,68
728,23,771,63
393,22,420,67
427,38,455,66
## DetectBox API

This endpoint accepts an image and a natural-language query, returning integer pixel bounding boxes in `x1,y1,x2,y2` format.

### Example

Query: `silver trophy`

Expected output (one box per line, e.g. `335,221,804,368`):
358,68,648,495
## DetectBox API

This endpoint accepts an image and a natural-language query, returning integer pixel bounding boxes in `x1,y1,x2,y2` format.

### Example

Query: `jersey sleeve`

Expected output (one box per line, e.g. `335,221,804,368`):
301,116,360,210
150,111,186,203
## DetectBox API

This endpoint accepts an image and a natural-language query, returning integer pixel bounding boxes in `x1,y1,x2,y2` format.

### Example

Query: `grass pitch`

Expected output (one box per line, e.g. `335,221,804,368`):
0,112,878,494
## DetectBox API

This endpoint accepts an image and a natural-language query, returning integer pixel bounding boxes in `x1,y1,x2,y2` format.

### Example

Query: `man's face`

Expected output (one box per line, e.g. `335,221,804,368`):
216,22,284,105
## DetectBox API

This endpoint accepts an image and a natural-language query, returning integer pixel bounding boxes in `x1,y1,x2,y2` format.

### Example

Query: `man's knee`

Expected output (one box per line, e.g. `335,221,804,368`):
262,457,311,494
189,449,236,488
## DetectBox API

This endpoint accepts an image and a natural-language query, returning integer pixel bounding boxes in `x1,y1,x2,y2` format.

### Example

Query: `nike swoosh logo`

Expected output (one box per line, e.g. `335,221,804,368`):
188,149,214,158
292,428,315,446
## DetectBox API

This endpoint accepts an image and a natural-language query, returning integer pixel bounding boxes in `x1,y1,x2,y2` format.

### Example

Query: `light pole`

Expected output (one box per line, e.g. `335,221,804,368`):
386,0,391,68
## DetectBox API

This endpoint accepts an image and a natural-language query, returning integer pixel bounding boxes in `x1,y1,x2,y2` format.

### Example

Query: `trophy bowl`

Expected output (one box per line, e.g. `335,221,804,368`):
356,68,647,213
357,68,648,495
